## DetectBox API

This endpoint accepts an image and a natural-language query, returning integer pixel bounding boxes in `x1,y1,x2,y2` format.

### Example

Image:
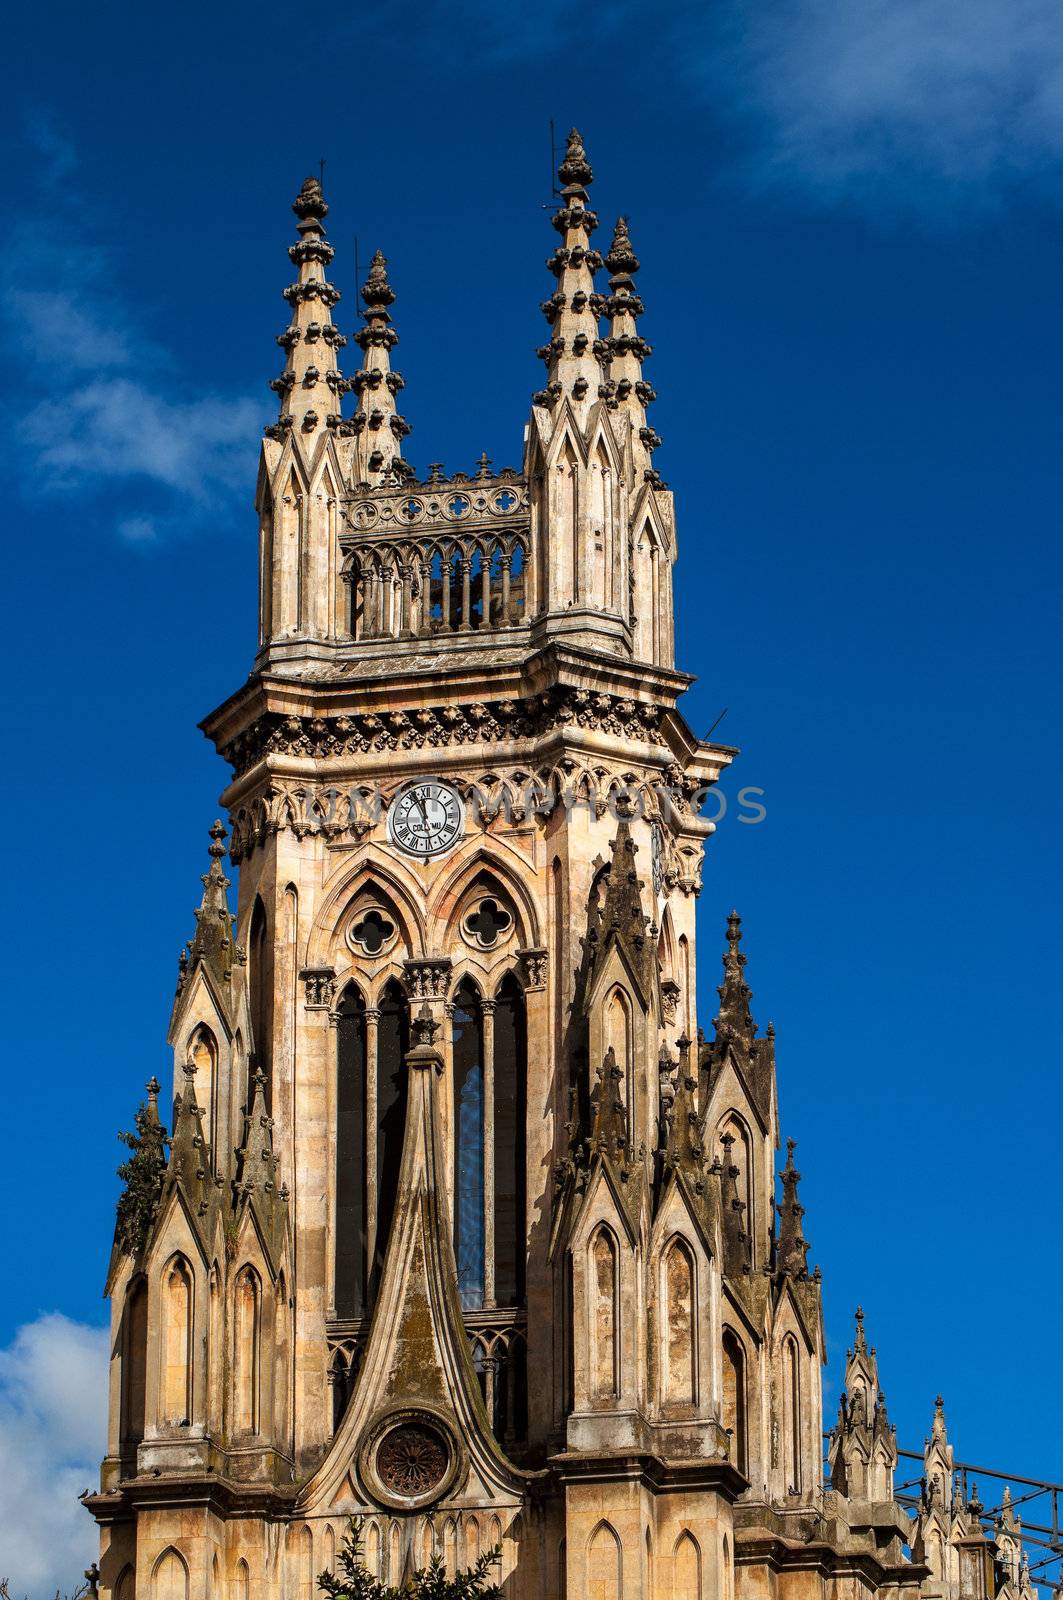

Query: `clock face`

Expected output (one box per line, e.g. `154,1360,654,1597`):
650,821,665,897
387,779,465,858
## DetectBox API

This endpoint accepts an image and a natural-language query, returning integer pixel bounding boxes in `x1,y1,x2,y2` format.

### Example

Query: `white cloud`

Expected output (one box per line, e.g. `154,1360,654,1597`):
3,119,261,537
690,0,1063,207
0,1313,109,1598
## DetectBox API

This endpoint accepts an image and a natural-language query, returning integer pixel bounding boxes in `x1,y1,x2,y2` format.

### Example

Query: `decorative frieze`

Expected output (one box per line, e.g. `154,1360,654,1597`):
219,687,667,778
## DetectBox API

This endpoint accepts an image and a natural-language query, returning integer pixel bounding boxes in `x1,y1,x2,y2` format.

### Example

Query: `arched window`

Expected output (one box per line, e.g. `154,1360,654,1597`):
230,1559,249,1600
452,981,485,1310
187,1025,218,1158
274,1270,289,1445
604,986,632,1113
590,1227,619,1399
721,1329,747,1475
153,1547,188,1600
233,1267,260,1433
161,1257,192,1424
373,979,409,1296
451,970,527,1316
492,973,526,1308
114,1565,135,1600
587,1521,622,1600
673,1532,702,1600
784,1335,802,1493
248,896,273,1108
663,1238,696,1407
335,983,368,1317
295,1524,313,1600
121,1277,148,1446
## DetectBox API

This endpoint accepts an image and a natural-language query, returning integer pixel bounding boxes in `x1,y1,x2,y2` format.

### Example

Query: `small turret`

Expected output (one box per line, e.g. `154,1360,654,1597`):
829,1307,897,1501
267,175,347,441
534,129,604,424
352,249,412,485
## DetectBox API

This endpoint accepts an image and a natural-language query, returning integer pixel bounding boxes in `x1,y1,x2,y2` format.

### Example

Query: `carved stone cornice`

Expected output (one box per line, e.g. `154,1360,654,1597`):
218,688,667,778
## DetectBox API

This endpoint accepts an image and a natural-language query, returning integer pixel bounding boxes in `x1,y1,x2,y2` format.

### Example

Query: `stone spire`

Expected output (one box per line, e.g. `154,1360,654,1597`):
352,248,412,485
775,1137,810,1277
185,821,237,995
233,1068,289,1267
267,175,347,442
602,216,660,485
534,129,605,425
590,1046,631,1170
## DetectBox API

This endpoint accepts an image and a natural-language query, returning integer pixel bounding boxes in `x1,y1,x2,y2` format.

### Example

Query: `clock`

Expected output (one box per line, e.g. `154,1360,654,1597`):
650,821,665,897
387,779,465,858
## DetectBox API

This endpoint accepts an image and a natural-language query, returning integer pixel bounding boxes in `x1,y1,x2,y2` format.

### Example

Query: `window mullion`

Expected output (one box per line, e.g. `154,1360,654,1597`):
482,998,496,1308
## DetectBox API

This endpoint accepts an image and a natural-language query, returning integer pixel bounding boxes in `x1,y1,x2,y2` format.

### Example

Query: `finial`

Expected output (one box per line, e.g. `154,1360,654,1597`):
208,818,227,861
727,910,742,951
558,127,593,189
606,215,639,279
361,248,395,308
411,1001,439,1048
292,173,327,222
146,1076,160,1108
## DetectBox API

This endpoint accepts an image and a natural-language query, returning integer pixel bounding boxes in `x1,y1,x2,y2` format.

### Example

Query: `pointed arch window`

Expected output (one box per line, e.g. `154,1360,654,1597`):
121,1277,148,1447
492,974,526,1308
452,981,485,1310
161,1256,193,1425
335,978,410,1317
335,984,368,1318
248,896,273,1109
233,1266,260,1434
722,1329,747,1476
783,1335,802,1493
187,1025,218,1165
373,979,409,1297
450,972,527,1313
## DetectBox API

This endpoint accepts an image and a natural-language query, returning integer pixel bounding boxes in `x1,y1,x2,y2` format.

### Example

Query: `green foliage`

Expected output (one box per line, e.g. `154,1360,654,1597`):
318,1522,502,1600
115,1100,169,1257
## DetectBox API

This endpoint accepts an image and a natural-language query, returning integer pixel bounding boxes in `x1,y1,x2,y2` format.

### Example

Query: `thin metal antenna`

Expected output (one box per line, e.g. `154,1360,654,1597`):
549,118,559,199
354,235,361,307
705,708,729,740
319,157,326,190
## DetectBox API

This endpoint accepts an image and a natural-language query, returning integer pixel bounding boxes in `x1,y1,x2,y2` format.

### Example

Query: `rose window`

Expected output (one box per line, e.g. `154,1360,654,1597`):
461,897,512,950
350,908,396,956
376,1420,449,1498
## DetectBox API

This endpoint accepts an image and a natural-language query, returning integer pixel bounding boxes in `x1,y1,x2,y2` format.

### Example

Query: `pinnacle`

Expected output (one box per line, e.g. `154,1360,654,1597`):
292,173,328,223
362,249,396,309
606,215,639,280
558,127,593,190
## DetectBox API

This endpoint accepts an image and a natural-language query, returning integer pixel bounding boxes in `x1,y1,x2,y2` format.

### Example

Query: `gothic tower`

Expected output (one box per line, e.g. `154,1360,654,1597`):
87,138,929,1600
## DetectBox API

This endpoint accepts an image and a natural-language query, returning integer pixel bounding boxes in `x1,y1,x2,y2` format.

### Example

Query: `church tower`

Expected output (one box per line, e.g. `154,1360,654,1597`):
87,137,929,1600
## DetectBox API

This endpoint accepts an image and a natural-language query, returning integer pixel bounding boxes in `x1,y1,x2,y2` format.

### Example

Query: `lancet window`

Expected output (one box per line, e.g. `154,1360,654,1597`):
335,979,410,1319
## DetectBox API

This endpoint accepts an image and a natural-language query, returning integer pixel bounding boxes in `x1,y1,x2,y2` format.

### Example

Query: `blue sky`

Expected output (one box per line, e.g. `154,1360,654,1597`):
2,0,1061,1590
